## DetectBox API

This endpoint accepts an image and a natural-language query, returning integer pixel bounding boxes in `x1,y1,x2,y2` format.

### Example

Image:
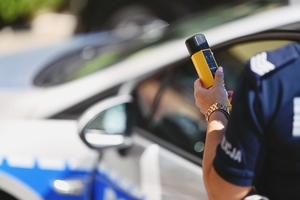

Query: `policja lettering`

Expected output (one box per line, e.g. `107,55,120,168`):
221,136,242,163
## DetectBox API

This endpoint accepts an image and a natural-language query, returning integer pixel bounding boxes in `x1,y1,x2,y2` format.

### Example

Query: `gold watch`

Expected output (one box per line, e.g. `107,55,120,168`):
205,103,230,122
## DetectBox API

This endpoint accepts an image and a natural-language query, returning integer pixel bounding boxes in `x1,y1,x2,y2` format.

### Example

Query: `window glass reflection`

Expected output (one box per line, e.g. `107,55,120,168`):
137,63,207,157
149,64,206,156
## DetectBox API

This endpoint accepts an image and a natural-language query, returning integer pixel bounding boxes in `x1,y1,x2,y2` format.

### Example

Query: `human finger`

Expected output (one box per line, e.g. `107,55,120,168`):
213,66,224,88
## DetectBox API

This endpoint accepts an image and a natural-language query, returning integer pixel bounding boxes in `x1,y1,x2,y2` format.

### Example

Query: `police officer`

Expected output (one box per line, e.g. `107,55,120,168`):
194,43,300,200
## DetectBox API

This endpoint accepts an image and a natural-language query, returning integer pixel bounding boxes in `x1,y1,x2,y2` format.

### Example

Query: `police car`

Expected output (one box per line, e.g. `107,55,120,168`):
0,2,300,200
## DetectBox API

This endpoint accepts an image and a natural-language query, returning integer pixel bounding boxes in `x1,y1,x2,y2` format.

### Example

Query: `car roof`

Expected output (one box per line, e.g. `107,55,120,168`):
1,4,300,119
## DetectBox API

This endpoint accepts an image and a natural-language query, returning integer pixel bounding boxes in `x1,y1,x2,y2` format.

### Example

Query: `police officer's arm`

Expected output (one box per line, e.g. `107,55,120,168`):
204,112,253,199
194,67,252,199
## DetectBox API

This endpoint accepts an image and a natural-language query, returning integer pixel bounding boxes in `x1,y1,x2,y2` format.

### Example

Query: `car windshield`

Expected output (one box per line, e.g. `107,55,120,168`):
35,0,284,86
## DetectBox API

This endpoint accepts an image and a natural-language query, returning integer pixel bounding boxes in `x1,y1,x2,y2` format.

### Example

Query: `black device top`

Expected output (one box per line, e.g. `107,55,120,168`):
185,34,210,56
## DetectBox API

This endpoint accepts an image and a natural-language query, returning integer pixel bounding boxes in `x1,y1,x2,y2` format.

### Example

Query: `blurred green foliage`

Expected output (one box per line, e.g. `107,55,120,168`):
0,0,67,27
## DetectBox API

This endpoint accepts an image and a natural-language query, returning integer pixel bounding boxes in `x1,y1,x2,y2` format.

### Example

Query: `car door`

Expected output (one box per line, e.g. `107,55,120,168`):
86,32,300,200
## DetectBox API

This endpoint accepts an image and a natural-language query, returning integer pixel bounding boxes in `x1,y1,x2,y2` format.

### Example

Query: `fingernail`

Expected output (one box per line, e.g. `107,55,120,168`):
218,66,223,72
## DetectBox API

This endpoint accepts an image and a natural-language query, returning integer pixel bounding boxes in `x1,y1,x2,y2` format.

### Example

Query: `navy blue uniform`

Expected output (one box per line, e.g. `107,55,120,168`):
213,43,300,199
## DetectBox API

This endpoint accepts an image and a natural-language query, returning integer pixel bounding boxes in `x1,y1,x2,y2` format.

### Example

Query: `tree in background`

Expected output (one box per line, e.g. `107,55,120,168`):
0,0,68,29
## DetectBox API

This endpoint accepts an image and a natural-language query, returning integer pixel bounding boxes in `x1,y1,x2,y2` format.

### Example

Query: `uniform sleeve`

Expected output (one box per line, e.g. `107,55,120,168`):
213,65,268,187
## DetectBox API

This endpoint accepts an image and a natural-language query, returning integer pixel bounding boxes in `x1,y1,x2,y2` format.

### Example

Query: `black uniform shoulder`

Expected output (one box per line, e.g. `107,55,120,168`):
245,43,300,85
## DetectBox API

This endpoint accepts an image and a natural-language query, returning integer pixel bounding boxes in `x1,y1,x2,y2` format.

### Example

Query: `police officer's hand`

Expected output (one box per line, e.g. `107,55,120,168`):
194,66,228,115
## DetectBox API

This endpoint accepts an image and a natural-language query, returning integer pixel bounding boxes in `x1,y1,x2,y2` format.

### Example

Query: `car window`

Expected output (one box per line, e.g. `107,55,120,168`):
151,64,206,155
136,39,296,159
136,62,206,157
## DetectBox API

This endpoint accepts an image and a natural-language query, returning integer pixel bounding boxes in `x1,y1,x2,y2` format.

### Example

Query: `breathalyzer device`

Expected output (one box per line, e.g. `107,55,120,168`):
185,34,232,110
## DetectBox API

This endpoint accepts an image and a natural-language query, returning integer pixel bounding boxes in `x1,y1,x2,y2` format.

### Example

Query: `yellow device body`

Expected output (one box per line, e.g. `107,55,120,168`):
191,49,217,89
190,48,232,111
186,34,232,111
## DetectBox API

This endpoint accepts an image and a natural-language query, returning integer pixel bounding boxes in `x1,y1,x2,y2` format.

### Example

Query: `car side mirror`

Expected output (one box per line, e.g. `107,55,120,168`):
78,95,134,150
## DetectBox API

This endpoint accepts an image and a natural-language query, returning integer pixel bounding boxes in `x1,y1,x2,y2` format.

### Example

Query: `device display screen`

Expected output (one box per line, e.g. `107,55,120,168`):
202,50,218,76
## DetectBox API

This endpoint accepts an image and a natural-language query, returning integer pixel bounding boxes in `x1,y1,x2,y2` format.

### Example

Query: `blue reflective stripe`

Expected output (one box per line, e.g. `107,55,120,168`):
95,166,147,200
0,158,92,200
0,156,148,200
